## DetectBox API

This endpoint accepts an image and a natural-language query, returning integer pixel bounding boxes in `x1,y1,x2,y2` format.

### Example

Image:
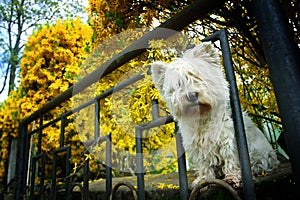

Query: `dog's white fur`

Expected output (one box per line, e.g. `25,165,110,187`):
151,43,279,187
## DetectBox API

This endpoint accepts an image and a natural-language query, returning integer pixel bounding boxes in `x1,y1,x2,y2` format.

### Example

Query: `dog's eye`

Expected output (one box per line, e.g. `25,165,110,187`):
186,92,198,102
177,81,182,87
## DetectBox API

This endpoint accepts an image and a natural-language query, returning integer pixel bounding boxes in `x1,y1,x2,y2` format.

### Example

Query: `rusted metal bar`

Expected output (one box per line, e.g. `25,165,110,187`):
110,181,138,200
189,179,241,200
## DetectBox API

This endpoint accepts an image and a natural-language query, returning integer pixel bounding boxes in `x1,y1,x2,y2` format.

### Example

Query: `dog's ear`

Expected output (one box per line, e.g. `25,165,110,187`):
151,61,167,91
184,43,220,65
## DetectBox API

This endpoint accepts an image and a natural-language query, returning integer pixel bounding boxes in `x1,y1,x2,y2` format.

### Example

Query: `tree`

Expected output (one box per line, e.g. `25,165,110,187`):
0,17,93,183
0,0,86,96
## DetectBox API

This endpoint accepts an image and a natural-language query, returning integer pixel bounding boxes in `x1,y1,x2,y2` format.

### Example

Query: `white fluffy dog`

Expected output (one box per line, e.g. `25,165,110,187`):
151,43,279,187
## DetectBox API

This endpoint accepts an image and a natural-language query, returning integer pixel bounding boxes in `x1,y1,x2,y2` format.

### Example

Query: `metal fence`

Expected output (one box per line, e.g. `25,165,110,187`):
12,0,300,199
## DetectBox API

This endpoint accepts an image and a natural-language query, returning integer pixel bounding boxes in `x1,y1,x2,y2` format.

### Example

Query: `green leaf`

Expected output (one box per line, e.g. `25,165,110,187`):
84,42,90,52
115,15,123,28
105,11,115,20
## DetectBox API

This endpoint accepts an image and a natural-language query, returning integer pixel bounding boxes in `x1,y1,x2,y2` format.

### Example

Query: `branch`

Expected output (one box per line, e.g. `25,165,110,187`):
0,63,10,94
206,15,233,27
235,51,260,67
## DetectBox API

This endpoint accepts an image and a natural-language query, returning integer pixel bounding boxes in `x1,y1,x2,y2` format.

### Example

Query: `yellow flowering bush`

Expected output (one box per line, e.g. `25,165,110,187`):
72,0,193,175
0,18,93,181
73,22,189,173
0,92,19,180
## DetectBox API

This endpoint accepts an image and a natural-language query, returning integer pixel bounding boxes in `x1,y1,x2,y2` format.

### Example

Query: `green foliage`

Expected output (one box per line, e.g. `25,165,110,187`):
0,0,87,95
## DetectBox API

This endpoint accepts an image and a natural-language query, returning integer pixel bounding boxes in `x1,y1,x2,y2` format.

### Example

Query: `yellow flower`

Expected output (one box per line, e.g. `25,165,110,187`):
84,154,93,161
156,183,180,189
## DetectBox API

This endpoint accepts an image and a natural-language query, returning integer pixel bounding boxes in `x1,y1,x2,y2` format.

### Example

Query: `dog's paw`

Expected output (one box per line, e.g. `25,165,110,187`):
223,175,242,188
192,169,217,188
191,176,205,188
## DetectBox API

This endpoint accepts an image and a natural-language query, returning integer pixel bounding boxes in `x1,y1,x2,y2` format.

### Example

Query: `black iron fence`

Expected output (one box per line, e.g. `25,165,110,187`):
17,28,248,200
10,0,300,199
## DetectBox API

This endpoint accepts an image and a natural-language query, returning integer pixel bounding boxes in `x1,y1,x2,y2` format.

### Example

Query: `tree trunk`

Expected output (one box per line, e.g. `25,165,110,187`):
8,48,18,95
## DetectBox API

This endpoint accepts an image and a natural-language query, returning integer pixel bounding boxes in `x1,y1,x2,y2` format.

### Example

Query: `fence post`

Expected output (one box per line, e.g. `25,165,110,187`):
136,127,145,200
106,134,112,200
175,127,189,200
15,122,29,200
219,29,256,200
253,0,300,194
7,138,18,188
203,29,256,200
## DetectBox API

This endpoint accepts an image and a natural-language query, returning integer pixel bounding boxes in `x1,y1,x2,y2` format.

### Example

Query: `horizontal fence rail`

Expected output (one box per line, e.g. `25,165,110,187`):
12,0,300,200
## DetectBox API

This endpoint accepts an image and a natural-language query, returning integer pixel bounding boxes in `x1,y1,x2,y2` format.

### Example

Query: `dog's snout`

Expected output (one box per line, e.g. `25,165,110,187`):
186,92,198,102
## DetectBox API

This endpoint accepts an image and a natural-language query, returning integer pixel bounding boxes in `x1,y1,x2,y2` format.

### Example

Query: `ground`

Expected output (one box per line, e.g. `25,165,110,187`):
74,161,295,200
2,161,294,199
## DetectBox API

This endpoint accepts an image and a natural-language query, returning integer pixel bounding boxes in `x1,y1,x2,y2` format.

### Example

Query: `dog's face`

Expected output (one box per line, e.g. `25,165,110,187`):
151,43,229,120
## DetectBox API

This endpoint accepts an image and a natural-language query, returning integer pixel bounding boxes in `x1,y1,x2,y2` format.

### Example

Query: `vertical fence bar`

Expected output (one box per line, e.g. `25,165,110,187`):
22,124,31,199
106,133,112,200
25,127,31,192
52,151,57,200
38,116,43,154
253,0,300,194
30,154,45,200
16,123,28,199
202,29,256,199
40,154,45,199
95,100,100,139
60,116,66,148
30,156,37,199
219,29,256,200
151,99,160,120
65,147,71,198
83,153,90,199
175,124,189,200
136,127,145,200
52,147,71,200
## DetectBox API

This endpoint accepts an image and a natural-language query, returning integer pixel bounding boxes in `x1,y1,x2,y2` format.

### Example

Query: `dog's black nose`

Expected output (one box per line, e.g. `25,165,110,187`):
186,92,198,102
